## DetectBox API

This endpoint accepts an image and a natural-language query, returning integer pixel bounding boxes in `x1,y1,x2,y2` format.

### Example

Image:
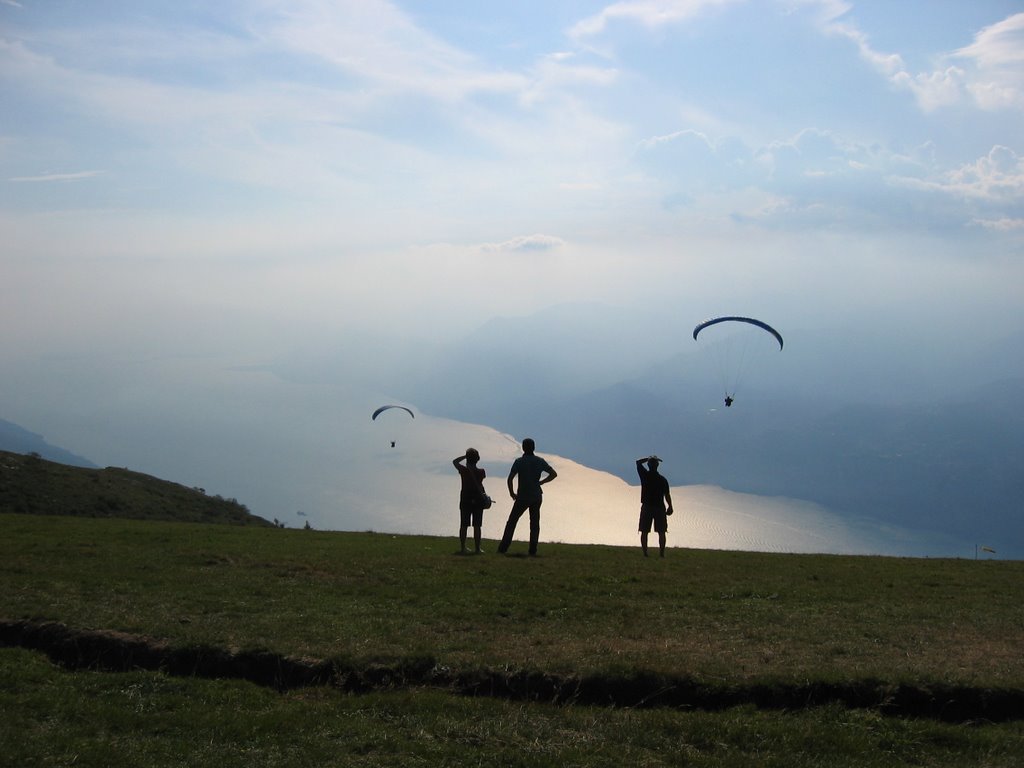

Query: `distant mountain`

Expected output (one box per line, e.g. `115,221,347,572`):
379,311,1024,558
474,379,1022,555
0,449,273,527
0,419,98,468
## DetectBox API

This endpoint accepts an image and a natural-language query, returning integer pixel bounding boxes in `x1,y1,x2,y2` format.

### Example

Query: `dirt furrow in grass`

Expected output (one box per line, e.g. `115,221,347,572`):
3,618,1021,723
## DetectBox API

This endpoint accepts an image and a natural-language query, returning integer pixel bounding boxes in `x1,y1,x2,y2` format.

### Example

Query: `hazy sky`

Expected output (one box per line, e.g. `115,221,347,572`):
3,2,1024,498
4,0,1023,347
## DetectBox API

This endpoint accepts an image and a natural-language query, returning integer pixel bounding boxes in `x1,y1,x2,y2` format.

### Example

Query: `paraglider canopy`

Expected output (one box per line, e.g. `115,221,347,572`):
692,316,783,350
372,404,415,448
371,405,415,421
692,316,783,406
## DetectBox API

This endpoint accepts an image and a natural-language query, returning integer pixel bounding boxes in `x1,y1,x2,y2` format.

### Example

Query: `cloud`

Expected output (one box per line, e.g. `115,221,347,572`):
972,217,1024,232
891,145,1024,200
888,145,1024,231
8,170,104,183
568,0,741,41
951,12,1024,110
808,0,905,75
804,3,961,111
889,66,968,112
519,51,619,107
565,1,1024,117
257,0,527,103
942,145,1024,200
634,124,1024,234
803,4,1024,113
481,234,566,252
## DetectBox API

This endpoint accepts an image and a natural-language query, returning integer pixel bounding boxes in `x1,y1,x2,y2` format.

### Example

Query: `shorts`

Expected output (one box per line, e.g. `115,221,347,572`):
460,505,483,528
638,504,668,534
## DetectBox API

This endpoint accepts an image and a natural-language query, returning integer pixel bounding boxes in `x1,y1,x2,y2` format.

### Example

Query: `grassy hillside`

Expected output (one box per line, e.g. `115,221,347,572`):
0,450,272,526
2,514,1023,765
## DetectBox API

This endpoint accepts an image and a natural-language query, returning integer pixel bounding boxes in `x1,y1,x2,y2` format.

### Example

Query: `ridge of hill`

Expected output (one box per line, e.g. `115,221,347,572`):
0,450,272,527
0,419,97,468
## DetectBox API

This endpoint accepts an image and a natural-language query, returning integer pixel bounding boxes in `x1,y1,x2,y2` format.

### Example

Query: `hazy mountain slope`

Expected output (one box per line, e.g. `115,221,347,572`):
0,379,958,557
447,379,1024,555
384,311,1024,557
0,450,273,526
2,301,1015,556
0,419,97,468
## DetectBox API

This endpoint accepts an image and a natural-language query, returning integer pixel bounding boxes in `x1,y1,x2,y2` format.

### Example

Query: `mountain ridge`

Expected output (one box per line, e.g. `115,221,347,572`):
0,449,273,527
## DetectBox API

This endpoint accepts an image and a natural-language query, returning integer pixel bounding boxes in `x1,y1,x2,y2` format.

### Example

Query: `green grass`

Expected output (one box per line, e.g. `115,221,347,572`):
3,647,1022,768
2,513,1024,766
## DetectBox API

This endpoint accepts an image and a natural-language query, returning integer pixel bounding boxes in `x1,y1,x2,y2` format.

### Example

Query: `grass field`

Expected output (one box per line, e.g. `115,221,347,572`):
2,513,1023,766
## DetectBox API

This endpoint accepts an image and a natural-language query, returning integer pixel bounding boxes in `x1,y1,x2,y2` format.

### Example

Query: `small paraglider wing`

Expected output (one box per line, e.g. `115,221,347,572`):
371,405,415,421
692,316,783,350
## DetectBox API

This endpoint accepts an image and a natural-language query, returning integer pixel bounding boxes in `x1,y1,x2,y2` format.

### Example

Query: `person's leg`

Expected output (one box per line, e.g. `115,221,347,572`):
498,500,527,553
472,509,483,552
528,501,542,555
639,507,653,556
459,508,470,552
656,512,668,557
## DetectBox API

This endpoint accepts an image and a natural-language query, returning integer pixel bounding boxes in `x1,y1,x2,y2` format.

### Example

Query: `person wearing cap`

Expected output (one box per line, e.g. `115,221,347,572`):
636,455,673,557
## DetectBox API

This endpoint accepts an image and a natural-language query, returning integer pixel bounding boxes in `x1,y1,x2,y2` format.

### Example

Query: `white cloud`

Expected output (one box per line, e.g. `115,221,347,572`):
890,66,968,112
952,12,1024,110
803,3,1024,113
947,145,1024,199
8,170,104,183
972,216,1024,232
633,123,1024,234
568,0,741,41
481,234,566,252
893,145,1024,202
803,3,958,110
520,51,619,106
256,0,527,103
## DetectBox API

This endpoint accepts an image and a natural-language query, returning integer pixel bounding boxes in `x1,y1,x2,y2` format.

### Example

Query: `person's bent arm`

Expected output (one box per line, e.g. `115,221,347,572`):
636,459,648,481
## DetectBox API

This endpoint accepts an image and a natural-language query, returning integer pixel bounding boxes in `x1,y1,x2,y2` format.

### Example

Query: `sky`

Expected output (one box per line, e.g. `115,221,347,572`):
2,1,1024,552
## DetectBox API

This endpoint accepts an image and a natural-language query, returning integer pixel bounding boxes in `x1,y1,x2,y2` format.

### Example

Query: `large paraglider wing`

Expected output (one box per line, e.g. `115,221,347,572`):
371,405,415,421
692,316,784,350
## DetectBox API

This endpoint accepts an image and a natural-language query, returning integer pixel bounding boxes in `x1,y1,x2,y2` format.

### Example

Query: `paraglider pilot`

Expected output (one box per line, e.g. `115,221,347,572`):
724,396,733,408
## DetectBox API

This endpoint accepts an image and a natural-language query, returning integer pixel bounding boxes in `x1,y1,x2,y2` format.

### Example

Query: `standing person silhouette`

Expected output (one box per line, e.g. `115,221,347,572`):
498,438,557,556
452,448,487,554
636,455,673,557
